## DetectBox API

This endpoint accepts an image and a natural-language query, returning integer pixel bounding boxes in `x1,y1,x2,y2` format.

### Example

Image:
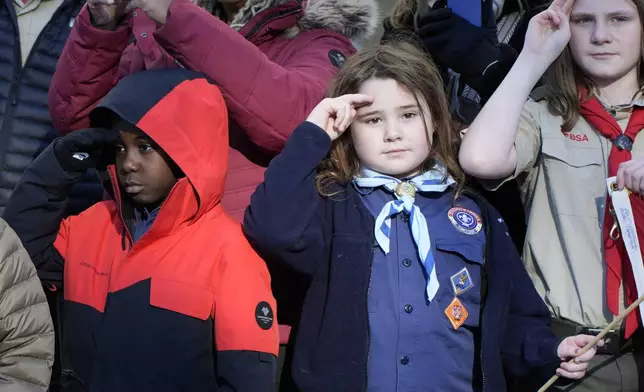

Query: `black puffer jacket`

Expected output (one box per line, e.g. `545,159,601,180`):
0,0,99,217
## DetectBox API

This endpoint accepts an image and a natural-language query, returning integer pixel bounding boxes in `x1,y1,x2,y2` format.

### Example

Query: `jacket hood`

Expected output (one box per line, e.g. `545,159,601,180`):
90,69,228,226
203,0,379,42
286,0,380,41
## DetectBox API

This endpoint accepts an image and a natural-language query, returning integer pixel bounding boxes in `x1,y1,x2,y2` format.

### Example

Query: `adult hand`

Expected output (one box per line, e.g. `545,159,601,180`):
521,0,575,68
125,0,173,24
53,129,121,173
306,95,374,141
617,158,644,194
555,334,603,380
87,0,129,30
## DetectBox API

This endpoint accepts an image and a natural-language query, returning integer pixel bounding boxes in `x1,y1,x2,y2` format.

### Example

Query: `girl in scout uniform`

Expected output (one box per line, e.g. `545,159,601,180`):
460,0,644,390
243,41,599,392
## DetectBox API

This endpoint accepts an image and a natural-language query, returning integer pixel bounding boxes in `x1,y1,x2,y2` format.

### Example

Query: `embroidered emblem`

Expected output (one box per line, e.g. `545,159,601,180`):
447,207,482,235
255,301,274,330
563,132,590,143
445,297,469,330
450,267,474,295
72,152,89,161
328,49,346,68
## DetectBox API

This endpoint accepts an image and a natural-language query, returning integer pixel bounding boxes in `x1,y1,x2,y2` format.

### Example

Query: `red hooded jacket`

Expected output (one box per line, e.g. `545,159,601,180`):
6,69,279,391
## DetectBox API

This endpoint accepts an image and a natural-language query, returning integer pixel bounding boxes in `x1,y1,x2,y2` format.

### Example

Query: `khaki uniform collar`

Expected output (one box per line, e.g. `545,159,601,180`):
14,0,48,16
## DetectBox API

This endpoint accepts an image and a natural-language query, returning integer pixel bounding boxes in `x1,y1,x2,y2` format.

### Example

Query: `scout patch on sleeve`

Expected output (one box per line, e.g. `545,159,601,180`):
328,50,346,68
447,207,483,235
255,301,274,330
445,297,469,330
450,267,474,295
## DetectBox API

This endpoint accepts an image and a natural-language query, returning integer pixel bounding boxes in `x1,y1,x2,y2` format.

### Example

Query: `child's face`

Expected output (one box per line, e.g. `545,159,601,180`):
569,0,641,85
115,130,178,207
351,78,433,178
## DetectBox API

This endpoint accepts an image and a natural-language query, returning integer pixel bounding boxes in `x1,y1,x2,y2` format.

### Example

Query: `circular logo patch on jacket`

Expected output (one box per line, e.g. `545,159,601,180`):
447,207,482,235
328,50,346,68
255,301,274,330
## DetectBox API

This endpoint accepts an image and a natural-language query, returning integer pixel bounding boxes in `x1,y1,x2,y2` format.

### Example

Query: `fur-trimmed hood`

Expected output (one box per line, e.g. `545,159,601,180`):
200,0,379,42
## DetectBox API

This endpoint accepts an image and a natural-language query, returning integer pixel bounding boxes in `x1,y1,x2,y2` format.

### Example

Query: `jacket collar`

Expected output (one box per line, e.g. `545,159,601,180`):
213,0,379,43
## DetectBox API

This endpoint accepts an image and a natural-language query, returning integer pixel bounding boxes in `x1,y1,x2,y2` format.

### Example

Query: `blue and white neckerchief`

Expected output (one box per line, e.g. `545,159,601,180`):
353,165,456,302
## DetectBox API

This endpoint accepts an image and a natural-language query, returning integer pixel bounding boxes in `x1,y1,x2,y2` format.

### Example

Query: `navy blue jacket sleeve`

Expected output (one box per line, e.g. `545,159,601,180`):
243,121,331,276
489,208,559,379
216,351,276,391
2,142,83,287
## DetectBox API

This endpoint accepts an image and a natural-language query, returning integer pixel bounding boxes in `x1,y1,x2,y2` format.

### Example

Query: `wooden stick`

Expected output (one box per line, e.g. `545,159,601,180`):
537,295,644,392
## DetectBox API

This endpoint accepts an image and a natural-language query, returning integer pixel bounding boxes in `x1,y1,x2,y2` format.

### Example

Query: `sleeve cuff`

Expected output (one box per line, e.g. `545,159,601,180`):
76,5,132,49
283,121,333,165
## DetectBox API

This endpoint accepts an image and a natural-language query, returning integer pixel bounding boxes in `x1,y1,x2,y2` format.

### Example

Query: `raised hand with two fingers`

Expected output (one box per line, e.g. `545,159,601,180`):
522,0,576,70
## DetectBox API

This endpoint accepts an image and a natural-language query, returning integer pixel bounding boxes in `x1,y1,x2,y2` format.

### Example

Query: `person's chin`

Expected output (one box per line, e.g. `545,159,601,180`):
379,165,422,179
128,192,151,205
583,60,632,81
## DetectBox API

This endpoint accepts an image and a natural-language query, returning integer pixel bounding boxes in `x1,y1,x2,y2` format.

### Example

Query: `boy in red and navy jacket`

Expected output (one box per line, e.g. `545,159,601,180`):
4,68,279,392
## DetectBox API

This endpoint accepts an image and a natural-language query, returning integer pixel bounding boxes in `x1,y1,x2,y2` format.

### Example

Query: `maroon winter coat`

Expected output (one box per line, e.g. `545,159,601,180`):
48,0,378,344
49,0,378,221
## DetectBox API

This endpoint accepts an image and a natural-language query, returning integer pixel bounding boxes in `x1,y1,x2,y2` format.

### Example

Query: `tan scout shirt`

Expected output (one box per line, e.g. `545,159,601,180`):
15,0,64,65
494,91,644,328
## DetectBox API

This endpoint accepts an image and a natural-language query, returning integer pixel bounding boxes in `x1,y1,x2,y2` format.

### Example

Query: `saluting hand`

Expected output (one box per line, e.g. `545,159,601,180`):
522,0,575,70
53,129,121,173
306,95,374,141
125,0,174,24
555,334,603,380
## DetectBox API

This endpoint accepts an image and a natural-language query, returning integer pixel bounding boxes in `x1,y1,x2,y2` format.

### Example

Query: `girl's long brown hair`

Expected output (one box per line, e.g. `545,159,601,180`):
544,0,644,130
315,42,465,197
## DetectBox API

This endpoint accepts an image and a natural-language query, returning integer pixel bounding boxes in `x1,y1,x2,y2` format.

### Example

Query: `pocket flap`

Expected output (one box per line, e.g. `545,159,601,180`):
542,138,602,167
150,278,214,320
435,239,484,265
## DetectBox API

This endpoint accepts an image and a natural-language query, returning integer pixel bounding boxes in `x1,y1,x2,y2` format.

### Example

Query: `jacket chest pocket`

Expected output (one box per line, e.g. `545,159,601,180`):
434,240,484,328
541,138,605,218
150,278,214,320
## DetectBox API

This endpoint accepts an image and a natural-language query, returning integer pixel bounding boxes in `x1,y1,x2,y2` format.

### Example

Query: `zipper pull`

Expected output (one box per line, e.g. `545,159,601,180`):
11,76,19,106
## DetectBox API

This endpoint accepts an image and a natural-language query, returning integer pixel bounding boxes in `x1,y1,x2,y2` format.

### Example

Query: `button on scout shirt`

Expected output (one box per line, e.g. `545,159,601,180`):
356,184,485,392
